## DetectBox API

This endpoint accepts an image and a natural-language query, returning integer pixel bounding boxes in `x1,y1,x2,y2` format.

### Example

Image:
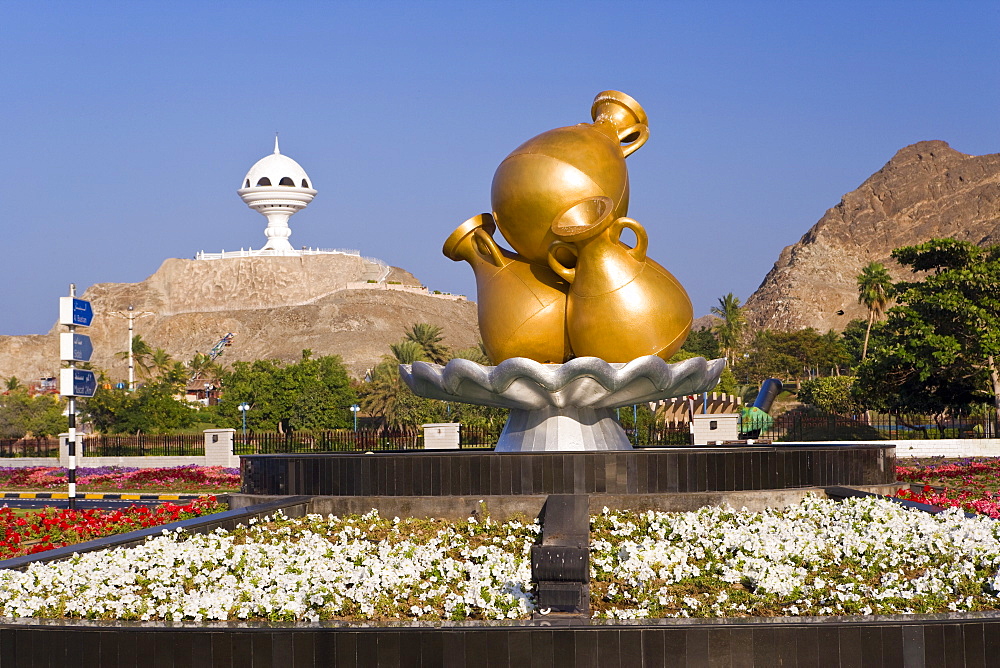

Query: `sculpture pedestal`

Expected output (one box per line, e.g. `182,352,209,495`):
497,405,631,452
400,355,725,453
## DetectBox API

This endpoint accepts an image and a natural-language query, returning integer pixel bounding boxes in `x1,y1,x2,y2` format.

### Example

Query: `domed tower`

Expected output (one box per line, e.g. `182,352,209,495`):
237,137,317,253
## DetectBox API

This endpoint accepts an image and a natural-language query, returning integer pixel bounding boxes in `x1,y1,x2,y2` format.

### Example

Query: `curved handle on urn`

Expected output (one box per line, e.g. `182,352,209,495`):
612,217,648,263
547,241,578,283
619,123,649,158
473,228,507,268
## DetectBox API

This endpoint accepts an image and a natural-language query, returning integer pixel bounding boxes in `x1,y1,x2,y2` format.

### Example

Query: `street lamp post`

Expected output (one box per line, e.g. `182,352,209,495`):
350,404,360,432
238,402,250,437
108,305,153,390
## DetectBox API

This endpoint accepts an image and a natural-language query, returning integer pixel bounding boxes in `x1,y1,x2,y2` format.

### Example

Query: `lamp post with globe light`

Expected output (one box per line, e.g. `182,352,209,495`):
350,404,360,432
238,403,250,437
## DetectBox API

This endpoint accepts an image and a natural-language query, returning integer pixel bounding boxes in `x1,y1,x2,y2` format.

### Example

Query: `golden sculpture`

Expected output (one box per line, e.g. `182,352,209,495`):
444,90,693,364
443,213,571,363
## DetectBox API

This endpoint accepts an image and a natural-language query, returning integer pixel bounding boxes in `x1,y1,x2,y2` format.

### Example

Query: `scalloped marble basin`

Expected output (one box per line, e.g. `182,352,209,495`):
400,356,725,452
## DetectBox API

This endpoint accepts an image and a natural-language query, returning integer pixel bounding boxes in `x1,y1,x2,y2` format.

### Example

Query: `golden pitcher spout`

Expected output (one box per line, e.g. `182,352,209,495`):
445,214,571,364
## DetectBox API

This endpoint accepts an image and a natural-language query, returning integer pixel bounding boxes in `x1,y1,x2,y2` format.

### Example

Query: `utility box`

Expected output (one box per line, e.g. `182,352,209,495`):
691,413,740,445
423,423,460,450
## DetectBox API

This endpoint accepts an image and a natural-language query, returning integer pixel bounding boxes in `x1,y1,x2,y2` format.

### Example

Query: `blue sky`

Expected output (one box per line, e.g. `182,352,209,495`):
1,1,998,335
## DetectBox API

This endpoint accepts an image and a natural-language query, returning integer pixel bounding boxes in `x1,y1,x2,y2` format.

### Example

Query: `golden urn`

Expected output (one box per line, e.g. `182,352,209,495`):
490,90,649,266
443,213,571,364
547,196,693,362
446,90,692,365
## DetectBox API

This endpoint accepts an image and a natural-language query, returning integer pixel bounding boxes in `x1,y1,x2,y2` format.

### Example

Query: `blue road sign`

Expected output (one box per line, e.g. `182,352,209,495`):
59,333,93,362
59,368,97,397
59,297,93,327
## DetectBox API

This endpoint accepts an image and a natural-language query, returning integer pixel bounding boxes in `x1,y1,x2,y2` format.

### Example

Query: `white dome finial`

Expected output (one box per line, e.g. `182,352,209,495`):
236,138,317,253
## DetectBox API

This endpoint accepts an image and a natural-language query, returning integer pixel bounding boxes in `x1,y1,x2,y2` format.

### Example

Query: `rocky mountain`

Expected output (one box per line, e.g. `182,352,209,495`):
0,253,479,383
744,141,1000,332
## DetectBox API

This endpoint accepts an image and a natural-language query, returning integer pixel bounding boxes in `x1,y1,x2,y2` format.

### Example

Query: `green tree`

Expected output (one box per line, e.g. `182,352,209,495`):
732,328,850,385
710,293,745,364
83,381,198,434
0,390,65,438
404,323,450,364
115,335,155,380
856,261,893,360
4,377,22,392
797,376,863,415
216,352,357,432
187,352,225,385
390,340,428,364
855,239,1000,423
679,327,721,360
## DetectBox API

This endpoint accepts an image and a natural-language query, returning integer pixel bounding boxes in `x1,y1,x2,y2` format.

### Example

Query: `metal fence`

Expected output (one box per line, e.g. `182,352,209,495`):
0,437,59,458
82,433,206,457
752,411,1000,442
630,423,692,447
235,427,504,455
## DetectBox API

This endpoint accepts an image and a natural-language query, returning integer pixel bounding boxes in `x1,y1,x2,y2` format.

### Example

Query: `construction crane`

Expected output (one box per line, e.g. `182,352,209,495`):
189,333,236,382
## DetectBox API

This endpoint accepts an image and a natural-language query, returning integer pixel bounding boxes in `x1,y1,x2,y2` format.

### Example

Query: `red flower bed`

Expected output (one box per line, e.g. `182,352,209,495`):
0,496,224,559
895,459,1000,517
0,466,240,492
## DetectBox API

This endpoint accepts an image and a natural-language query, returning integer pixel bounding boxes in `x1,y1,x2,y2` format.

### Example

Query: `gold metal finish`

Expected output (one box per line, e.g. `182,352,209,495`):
548,197,693,362
444,214,571,364
446,90,692,364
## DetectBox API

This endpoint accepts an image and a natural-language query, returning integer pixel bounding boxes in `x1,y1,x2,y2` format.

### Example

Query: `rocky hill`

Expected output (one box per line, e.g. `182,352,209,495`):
0,253,479,382
744,141,1000,332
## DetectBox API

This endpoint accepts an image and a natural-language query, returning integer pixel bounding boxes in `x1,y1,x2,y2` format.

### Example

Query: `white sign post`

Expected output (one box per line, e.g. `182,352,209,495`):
58,285,94,510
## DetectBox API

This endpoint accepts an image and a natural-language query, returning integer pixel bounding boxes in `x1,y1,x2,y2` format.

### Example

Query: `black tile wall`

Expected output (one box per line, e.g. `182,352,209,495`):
241,446,896,497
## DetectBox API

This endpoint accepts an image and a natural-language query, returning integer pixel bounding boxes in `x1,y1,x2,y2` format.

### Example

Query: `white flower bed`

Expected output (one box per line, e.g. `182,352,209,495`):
1,496,1000,622
591,495,1000,619
0,510,538,622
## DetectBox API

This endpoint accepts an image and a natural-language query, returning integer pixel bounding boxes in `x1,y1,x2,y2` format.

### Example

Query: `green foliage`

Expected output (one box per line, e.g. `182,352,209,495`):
710,293,745,363
797,376,863,415
731,328,850,385
215,352,357,432
84,382,198,434
856,261,894,360
669,349,737,395
840,319,870,368
855,239,1000,418
404,323,450,364
0,390,66,438
680,327,720,360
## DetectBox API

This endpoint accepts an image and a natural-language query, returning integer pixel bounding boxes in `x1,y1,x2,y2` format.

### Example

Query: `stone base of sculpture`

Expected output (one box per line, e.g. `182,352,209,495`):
400,355,726,453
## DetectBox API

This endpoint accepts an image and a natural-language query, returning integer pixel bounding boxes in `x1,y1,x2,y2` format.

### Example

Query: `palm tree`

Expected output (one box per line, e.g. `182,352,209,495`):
150,348,175,379
856,261,893,360
390,340,428,364
4,376,21,392
116,335,154,379
404,323,450,364
711,293,745,364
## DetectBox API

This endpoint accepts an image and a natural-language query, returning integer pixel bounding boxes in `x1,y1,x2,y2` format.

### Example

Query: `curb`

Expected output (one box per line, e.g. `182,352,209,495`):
0,492,203,501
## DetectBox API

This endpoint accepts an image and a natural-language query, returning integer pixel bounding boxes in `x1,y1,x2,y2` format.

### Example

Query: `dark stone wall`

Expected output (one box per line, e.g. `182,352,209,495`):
241,445,895,497
0,614,995,667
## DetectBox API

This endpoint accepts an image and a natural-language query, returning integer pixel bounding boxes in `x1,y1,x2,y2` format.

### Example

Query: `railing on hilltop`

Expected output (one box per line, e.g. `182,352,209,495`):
194,248,387,267
0,437,59,458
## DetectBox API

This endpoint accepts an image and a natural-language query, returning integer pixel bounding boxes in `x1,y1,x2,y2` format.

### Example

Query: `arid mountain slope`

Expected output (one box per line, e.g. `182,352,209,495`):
744,141,1000,332
0,254,479,382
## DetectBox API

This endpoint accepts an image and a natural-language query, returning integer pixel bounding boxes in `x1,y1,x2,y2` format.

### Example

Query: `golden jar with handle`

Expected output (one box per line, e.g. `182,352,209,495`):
490,90,649,266
547,196,693,362
444,213,572,364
